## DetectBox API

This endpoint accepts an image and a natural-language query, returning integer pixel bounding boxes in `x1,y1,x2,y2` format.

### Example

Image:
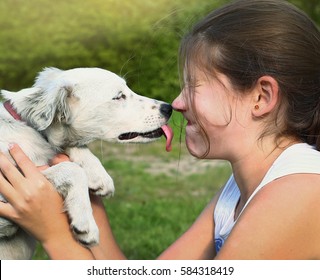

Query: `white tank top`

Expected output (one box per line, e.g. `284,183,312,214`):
214,143,320,253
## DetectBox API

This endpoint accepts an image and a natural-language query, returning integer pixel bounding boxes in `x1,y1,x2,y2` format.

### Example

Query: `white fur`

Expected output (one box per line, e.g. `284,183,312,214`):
0,67,172,259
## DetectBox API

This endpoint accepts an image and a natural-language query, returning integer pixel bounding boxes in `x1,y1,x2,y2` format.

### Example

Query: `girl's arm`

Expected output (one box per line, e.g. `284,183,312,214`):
89,194,126,259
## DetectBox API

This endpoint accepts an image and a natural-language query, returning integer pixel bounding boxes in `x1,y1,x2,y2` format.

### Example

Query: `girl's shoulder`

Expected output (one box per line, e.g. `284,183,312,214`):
268,143,320,176
217,173,320,259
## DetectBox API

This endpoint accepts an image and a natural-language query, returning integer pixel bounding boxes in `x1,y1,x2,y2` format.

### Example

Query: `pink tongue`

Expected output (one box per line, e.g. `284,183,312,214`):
161,124,174,152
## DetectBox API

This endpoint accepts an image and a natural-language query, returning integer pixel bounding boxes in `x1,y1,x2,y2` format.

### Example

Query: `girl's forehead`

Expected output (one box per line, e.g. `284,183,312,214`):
183,67,211,84
184,68,231,89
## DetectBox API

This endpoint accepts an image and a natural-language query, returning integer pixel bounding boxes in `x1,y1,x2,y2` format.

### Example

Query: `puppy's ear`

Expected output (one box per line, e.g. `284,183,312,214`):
19,67,76,131
24,82,74,131
1,88,51,129
34,67,63,88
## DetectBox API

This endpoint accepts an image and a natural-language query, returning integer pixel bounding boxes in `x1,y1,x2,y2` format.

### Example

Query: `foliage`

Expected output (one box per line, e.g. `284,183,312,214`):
0,0,224,102
290,0,320,25
1,0,318,102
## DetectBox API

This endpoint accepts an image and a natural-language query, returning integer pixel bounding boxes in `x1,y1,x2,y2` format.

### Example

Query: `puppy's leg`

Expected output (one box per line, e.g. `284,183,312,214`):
66,147,115,197
42,162,99,246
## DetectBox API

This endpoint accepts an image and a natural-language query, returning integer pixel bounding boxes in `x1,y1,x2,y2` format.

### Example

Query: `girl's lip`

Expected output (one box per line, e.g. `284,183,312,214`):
186,119,193,126
182,114,193,126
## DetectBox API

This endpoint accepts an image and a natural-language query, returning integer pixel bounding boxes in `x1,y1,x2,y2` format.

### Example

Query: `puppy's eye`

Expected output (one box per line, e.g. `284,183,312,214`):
113,91,126,100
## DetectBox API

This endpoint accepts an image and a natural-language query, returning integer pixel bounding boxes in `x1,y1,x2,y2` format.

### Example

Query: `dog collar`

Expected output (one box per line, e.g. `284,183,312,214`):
3,101,22,121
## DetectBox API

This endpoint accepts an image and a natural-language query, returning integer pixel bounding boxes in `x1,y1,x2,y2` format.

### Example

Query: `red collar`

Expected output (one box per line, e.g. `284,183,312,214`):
3,101,22,121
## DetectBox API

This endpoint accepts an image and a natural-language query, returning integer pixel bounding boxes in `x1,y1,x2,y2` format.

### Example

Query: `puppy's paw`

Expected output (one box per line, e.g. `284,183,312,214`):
71,220,99,247
70,211,99,247
88,170,115,198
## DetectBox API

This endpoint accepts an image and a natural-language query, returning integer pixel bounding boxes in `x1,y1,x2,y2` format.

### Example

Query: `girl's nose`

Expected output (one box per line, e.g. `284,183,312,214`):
172,92,186,112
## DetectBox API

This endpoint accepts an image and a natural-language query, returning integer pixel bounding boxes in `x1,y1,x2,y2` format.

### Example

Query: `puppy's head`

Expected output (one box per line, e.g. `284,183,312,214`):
2,67,173,148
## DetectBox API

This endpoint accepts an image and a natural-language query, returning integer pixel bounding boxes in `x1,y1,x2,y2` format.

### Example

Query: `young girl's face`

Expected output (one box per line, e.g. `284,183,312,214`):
172,71,253,160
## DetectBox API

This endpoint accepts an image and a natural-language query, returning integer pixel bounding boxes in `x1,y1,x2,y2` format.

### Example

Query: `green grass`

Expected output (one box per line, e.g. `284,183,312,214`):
33,113,232,259
103,161,231,259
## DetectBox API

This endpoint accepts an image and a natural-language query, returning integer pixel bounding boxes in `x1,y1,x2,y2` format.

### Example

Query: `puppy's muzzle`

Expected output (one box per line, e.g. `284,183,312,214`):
160,103,173,120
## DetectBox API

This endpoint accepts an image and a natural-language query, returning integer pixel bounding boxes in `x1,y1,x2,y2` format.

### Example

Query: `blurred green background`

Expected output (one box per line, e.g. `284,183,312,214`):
0,0,224,102
1,0,318,102
0,0,318,259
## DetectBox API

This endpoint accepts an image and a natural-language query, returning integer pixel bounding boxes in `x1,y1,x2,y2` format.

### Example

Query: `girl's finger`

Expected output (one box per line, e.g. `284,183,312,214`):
50,154,70,166
0,151,26,190
37,165,50,171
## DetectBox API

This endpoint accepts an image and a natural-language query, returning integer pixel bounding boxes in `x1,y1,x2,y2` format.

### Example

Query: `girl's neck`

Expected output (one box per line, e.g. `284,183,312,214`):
231,137,299,202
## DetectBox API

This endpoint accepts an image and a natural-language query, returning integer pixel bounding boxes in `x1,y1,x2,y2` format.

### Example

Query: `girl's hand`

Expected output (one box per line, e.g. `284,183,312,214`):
0,144,70,245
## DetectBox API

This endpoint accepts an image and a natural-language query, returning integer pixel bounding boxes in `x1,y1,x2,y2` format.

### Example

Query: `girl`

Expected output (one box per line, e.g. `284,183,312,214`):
1,0,320,259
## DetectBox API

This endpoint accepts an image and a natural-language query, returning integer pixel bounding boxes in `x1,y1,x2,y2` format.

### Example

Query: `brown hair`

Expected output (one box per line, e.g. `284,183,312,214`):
179,0,320,157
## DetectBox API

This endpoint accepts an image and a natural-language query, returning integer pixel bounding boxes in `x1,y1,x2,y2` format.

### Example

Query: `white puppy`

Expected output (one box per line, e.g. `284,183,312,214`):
0,67,173,259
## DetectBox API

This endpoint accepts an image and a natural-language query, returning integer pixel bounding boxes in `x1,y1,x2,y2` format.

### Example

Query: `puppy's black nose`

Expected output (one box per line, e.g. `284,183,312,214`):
160,103,173,119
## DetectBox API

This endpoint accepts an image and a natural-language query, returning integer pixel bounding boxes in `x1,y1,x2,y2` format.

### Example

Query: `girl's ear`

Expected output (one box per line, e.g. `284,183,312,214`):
252,76,279,118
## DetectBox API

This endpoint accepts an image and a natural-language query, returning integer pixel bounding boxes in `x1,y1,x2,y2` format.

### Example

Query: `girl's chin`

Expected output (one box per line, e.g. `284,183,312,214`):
185,138,207,159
